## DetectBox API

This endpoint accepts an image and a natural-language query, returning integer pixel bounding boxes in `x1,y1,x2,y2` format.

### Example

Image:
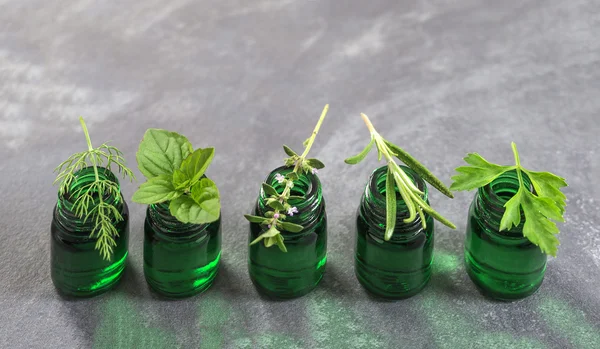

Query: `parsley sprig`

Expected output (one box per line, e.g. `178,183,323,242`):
54,117,135,260
244,105,329,252
345,113,456,240
450,142,567,256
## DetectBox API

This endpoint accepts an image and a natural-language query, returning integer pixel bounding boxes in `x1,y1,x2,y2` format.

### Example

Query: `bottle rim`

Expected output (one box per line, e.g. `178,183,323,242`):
360,165,431,239
55,167,123,233
368,165,429,208
475,170,533,235
147,201,216,239
260,165,322,212
256,165,325,236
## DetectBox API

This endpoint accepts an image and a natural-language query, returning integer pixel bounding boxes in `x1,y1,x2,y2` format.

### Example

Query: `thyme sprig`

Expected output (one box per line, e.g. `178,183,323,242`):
54,117,135,260
345,113,456,240
244,105,329,252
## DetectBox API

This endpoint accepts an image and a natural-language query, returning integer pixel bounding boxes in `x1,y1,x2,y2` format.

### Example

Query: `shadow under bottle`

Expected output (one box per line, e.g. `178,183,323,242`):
248,166,327,299
355,165,434,300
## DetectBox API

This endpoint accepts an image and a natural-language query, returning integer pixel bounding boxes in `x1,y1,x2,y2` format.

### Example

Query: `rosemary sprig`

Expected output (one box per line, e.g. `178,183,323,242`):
345,113,456,240
244,105,329,252
54,117,135,260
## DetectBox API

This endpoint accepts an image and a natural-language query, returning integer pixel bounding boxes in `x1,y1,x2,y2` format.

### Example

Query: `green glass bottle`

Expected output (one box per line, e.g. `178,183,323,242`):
464,170,547,300
144,202,221,298
355,166,434,299
51,167,129,297
248,166,327,299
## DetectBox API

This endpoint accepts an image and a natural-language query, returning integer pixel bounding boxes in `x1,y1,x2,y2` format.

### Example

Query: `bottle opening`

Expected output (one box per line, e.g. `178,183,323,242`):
62,167,121,205
484,170,533,207
264,166,319,210
370,165,428,209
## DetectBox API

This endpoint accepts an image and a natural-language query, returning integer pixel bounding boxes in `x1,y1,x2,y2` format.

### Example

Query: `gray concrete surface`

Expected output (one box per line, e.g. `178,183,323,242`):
0,0,599,348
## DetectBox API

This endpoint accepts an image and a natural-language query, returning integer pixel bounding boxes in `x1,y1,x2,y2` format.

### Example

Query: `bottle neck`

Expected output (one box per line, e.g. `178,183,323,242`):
256,166,325,235
360,165,430,241
54,167,123,238
146,202,211,241
474,170,532,236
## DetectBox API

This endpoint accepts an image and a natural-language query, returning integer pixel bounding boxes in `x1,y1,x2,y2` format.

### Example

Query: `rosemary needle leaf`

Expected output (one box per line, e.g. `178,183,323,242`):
384,140,454,198
344,138,375,165
385,167,397,241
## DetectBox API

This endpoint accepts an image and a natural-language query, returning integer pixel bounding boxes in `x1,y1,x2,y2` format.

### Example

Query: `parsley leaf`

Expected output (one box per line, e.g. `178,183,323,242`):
451,142,567,256
449,153,514,191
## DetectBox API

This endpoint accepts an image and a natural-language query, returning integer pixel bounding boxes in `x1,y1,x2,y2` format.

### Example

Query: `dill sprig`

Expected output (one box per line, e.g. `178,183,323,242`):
54,117,135,260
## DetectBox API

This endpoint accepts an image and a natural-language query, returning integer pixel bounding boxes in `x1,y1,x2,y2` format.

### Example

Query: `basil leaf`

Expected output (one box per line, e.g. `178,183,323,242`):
180,148,215,186
136,129,193,178
172,169,190,190
190,178,221,221
132,174,180,204
169,178,220,224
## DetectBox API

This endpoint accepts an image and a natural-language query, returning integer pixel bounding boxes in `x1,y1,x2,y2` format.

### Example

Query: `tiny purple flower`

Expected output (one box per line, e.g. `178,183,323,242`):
268,224,272,229
275,173,285,184
287,207,299,216
311,168,318,175
273,213,280,219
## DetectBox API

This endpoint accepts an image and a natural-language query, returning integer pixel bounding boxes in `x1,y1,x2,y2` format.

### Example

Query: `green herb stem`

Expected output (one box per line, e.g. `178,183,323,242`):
276,104,330,226
301,104,329,159
80,117,100,182
511,142,525,188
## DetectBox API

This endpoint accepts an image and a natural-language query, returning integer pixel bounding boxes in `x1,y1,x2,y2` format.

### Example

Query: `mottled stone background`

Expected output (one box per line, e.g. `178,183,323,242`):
0,0,599,348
